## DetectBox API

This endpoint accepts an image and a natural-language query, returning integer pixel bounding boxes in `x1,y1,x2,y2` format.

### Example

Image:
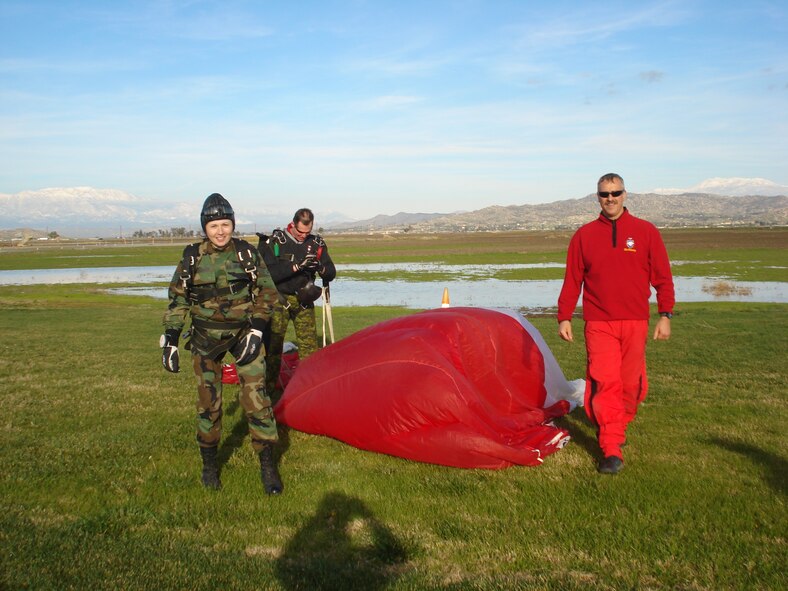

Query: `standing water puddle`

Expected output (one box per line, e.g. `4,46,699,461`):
1,263,785,309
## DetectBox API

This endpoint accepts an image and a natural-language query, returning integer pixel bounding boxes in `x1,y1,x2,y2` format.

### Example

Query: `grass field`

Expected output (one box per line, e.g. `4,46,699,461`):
0,229,786,590
2,227,787,282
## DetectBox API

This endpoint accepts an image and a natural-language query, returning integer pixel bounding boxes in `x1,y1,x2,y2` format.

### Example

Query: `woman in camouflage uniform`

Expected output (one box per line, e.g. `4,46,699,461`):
160,193,284,494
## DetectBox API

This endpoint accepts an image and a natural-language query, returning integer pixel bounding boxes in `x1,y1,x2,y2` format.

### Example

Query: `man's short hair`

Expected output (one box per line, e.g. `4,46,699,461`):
598,173,625,187
293,208,314,225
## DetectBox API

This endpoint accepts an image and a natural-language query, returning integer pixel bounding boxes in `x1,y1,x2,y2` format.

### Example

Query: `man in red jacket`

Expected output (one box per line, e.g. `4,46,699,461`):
557,173,674,475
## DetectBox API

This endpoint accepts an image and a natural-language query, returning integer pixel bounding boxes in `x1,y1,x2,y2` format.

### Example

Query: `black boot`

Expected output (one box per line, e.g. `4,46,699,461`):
597,455,624,475
199,446,222,490
259,443,283,495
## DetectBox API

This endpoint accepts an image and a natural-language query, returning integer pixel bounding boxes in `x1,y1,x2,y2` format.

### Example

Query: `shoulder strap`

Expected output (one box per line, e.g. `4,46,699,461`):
255,232,269,248
269,228,286,256
232,238,258,285
179,242,202,293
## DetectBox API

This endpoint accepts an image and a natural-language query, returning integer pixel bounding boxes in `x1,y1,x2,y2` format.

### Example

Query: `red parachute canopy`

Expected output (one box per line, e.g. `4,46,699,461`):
275,307,583,469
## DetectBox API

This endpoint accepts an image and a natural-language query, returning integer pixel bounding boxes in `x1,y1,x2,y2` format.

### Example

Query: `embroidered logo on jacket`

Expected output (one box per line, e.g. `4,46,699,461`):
624,237,637,252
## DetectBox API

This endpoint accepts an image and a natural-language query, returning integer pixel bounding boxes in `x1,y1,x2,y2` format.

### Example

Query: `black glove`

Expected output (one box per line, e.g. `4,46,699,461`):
233,328,264,365
160,328,181,373
293,253,319,273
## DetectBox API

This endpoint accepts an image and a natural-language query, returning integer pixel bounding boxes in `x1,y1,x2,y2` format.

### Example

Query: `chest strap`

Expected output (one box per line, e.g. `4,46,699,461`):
180,238,259,302
187,280,253,304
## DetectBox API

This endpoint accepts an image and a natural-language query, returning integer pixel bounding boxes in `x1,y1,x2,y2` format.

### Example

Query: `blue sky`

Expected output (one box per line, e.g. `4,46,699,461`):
1,0,786,220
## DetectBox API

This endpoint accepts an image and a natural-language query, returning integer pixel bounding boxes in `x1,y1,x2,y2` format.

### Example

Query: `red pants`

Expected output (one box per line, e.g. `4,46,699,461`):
584,320,649,459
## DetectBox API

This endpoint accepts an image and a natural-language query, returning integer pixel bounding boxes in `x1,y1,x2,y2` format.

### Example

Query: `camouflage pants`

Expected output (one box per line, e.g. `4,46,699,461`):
265,294,318,392
193,348,278,453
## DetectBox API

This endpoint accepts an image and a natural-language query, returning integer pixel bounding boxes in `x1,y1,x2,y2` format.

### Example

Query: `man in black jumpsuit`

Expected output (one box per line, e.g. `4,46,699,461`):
258,208,336,393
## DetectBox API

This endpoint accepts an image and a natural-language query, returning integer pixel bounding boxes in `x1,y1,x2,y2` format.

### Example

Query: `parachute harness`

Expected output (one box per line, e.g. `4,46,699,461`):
271,228,287,257
179,245,199,293
237,245,258,302
180,238,259,304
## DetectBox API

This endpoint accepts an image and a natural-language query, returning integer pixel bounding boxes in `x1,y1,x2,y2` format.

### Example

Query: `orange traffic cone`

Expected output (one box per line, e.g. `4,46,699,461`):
441,287,450,308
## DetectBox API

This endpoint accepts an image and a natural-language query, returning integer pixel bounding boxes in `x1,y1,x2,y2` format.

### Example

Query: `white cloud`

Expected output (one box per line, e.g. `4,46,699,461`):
510,1,691,50
362,95,425,110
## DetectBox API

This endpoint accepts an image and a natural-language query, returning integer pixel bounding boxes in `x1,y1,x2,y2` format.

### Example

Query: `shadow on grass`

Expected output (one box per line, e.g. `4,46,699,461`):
224,394,239,416
217,412,248,469
275,424,292,460
276,492,410,590
555,409,601,462
706,436,787,497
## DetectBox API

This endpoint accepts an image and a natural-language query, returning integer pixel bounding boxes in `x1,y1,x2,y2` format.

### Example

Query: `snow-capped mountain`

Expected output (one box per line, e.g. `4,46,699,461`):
0,187,349,237
651,177,788,197
1,187,187,225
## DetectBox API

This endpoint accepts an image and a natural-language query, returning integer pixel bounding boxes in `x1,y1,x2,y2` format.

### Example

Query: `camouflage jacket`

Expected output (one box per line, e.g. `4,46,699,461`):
162,238,278,341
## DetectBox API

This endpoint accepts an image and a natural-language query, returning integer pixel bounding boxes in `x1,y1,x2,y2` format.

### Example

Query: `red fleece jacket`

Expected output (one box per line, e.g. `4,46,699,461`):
557,209,675,322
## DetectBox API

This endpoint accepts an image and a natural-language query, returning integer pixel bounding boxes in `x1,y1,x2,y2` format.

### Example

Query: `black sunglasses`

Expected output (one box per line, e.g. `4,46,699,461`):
598,190,624,198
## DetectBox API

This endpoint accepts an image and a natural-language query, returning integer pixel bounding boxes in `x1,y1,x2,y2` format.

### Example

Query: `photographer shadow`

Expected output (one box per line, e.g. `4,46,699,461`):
706,436,787,497
276,491,409,591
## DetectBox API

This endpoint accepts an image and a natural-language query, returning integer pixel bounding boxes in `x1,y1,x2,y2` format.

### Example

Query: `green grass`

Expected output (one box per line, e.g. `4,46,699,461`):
0,243,187,269
2,227,786,282
0,282,785,590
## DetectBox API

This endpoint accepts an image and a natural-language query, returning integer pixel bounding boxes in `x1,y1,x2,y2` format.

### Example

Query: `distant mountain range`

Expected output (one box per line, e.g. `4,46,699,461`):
0,177,786,238
336,192,788,233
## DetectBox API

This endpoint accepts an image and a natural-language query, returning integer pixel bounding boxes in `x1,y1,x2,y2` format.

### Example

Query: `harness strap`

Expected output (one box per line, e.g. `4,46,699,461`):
235,240,258,286
271,229,287,244
180,242,201,292
191,317,248,330
188,281,253,304
180,238,259,301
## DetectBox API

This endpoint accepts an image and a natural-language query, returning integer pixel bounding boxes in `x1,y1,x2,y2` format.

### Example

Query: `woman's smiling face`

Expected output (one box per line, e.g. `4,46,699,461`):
205,219,233,248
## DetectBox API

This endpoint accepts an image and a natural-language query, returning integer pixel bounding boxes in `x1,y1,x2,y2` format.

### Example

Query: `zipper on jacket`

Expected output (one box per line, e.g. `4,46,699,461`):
611,219,617,248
